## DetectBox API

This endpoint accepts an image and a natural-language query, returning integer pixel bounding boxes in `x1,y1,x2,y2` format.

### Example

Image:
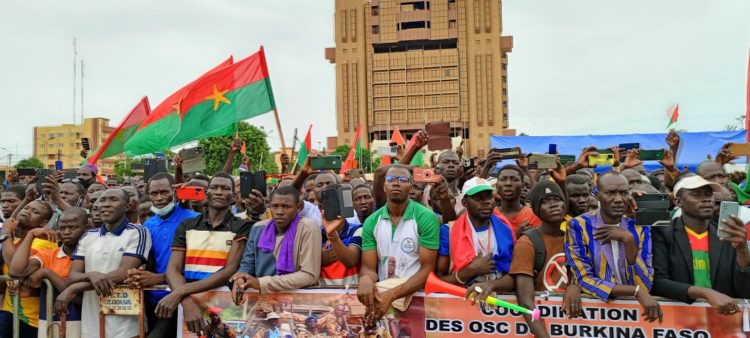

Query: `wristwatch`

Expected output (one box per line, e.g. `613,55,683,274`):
0,232,11,243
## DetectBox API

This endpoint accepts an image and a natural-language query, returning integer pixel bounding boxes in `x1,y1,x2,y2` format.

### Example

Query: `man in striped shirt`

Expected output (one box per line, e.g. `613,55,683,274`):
157,172,251,336
565,171,662,323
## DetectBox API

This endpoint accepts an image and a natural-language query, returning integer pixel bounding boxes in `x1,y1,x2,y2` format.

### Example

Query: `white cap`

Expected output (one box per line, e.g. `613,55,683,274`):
266,312,280,320
461,177,495,200
674,175,722,195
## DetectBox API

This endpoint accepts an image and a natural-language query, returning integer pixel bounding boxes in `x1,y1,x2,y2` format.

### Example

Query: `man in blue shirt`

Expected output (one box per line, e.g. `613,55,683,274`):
124,172,198,338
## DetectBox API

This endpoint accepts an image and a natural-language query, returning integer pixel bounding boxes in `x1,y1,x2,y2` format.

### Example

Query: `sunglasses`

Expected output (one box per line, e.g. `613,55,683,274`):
385,176,410,184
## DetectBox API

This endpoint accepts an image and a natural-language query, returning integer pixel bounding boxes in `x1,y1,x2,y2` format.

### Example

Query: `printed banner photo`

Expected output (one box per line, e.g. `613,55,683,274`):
178,288,749,338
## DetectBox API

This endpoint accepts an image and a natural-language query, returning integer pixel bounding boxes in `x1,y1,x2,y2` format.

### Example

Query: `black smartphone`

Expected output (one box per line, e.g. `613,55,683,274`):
321,187,342,221
321,185,354,221
311,156,342,170
144,158,167,183
36,169,52,194
240,172,253,198
634,194,670,226
17,168,36,177
81,137,91,151
253,170,267,197
488,147,521,159
241,171,267,198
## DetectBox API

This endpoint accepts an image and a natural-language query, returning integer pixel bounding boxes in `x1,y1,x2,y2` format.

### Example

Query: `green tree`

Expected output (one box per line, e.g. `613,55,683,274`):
16,157,44,169
330,144,375,173
199,122,278,175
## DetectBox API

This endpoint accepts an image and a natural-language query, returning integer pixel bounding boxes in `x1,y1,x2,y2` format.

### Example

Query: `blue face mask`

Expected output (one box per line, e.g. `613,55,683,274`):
150,201,175,216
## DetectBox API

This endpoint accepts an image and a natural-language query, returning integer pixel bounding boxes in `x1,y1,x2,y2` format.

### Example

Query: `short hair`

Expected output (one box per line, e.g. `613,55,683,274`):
386,164,413,177
315,172,341,185
596,171,626,190
2,184,26,200
566,174,589,187
137,195,150,204
62,181,85,196
89,182,107,190
353,184,373,195
497,164,525,180
210,172,235,192
438,151,459,162
149,172,175,186
303,174,319,186
270,185,300,204
60,207,88,225
110,188,130,202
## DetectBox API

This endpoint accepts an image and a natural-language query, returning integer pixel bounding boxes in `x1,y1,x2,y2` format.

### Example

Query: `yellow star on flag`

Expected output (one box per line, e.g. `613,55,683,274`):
115,128,126,143
205,85,231,111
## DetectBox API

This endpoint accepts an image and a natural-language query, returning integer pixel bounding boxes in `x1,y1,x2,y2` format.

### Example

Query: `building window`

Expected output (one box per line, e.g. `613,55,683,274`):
502,88,508,96
57,133,64,137
49,144,55,148
502,63,507,70
371,6,379,16
503,101,508,108
502,76,507,84
400,21,426,30
372,25,380,34
448,20,457,29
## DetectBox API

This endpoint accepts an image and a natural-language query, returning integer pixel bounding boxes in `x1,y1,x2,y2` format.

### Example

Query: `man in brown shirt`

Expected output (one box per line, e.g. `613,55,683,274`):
509,180,582,338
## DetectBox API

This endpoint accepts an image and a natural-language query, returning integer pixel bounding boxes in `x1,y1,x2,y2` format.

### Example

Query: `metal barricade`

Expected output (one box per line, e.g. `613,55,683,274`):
0,275,20,338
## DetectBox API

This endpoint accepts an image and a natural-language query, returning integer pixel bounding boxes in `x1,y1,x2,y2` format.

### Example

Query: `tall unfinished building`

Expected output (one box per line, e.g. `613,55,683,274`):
326,0,514,157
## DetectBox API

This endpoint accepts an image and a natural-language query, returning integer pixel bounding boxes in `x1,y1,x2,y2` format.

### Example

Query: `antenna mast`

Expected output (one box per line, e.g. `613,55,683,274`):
72,37,77,124
81,59,85,124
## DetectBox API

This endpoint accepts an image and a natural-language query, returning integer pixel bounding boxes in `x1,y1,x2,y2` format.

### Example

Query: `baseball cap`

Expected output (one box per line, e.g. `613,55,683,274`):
461,177,495,199
674,175,722,195
266,312,281,320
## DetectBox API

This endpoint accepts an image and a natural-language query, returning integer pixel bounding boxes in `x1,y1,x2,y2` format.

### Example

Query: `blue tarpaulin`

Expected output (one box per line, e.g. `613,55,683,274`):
489,130,747,173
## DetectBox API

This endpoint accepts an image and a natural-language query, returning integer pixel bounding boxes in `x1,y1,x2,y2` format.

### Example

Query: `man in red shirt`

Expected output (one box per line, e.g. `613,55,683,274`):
495,165,541,238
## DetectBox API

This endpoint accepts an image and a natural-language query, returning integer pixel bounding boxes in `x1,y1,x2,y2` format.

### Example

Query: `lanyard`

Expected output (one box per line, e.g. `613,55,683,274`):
477,226,492,255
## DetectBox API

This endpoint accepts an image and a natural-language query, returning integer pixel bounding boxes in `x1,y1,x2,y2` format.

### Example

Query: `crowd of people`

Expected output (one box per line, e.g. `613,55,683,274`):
0,129,748,338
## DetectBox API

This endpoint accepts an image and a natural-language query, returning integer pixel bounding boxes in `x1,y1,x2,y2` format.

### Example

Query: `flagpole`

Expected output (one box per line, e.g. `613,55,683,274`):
272,108,287,152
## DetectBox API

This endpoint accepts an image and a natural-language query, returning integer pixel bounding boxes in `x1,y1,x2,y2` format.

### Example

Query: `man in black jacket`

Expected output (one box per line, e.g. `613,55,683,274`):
652,176,750,315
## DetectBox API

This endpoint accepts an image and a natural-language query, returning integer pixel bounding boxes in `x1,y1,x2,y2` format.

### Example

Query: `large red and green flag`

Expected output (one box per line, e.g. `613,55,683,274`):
298,124,312,167
88,96,151,163
125,57,233,155
167,47,277,147
340,125,362,174
666,103,679,128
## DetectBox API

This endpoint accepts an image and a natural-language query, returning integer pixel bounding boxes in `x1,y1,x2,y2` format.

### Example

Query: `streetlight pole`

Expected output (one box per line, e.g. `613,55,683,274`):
0,147,11,167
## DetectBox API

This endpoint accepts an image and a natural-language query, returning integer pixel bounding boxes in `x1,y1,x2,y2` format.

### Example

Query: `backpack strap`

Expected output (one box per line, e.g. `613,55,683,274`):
522,227,547,276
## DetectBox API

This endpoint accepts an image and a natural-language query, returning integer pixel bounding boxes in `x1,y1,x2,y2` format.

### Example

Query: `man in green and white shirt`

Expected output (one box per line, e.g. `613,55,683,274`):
358,165,439,326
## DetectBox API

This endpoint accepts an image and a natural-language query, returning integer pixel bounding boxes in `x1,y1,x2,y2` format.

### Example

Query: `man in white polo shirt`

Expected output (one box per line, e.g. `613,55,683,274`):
55,188,151,338
358,164,439,327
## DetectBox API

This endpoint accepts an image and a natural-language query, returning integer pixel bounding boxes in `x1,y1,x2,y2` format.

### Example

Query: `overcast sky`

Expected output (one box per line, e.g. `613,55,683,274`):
0,0,748,164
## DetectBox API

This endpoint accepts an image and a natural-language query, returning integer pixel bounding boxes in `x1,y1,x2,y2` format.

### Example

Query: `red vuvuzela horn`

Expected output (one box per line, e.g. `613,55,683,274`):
424,272,542,321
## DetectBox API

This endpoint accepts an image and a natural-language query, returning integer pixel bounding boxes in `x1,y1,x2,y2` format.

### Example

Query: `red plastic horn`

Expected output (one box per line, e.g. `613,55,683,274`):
425,271,467,297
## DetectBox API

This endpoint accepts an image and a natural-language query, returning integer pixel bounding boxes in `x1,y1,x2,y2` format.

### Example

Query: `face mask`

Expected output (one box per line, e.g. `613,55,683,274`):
150,201,175,216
